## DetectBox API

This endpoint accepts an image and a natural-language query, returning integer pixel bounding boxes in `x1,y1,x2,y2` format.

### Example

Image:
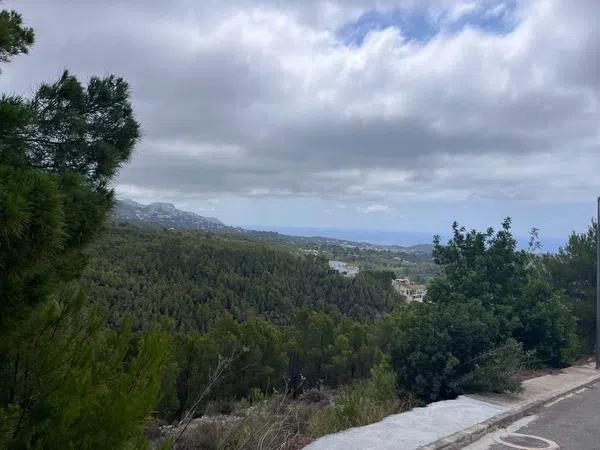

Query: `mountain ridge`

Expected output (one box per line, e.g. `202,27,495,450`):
114,198,227,231
112,198,434,259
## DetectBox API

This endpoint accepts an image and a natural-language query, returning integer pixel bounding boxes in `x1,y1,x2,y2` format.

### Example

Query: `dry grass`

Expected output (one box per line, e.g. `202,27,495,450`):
307,389,420,438
170,361,421,450
171,395,315,450
170,392,419,450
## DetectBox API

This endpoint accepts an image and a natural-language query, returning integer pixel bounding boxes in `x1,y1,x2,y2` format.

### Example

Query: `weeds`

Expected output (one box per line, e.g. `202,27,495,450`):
307,360,411,437
169,360,415,450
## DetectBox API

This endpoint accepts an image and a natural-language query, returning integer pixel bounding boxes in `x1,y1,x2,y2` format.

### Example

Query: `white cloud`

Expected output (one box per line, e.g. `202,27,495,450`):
485,2,508,18
359,204,390,213
446,1,479,22
1,0,599,233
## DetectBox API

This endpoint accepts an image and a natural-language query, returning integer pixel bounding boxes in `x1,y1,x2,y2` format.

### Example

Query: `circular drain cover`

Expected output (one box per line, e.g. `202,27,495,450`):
494,433,559,449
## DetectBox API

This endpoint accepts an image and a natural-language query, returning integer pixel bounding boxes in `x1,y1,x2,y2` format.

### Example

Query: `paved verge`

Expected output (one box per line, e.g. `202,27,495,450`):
420,363,600,450
304,397,506,450
304,363,600,450
465,381,600,449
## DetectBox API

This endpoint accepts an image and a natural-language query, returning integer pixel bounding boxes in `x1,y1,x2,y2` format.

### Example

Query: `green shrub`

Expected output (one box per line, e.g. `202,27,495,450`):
365,359,397,402
456,339,525,394
389,300,506,401
515,280,581,367
542,222,597,353
308,362,401,438
389,219,582,403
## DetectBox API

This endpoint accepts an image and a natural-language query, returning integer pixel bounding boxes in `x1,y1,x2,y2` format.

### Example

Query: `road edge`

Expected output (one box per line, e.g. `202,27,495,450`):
418,371,600,450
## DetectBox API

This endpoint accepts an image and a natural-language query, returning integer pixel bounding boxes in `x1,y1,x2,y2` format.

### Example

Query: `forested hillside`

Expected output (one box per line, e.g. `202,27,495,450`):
84,224,400,330
3,4,597,449
78,219,597,447
112,198,439,283
81,224,404,426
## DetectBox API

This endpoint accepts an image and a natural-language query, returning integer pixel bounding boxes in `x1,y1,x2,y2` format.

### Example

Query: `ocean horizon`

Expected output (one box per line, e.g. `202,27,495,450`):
241,225,567,253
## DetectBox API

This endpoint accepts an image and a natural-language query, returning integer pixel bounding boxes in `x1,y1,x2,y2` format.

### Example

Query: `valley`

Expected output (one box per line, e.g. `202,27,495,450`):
113,199,439,284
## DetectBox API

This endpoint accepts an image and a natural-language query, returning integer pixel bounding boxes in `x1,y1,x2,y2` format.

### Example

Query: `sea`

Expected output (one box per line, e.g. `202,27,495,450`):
243,225,566,253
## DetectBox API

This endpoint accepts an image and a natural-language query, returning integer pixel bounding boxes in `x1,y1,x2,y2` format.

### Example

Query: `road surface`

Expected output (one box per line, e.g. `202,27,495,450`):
466,381,600,450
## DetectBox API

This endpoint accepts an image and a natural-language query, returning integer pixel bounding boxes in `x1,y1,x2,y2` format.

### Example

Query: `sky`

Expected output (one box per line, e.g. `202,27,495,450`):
1,0,599,243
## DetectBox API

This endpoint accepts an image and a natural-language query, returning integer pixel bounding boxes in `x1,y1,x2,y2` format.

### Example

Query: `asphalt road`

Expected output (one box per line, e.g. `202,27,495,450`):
468,381,600,450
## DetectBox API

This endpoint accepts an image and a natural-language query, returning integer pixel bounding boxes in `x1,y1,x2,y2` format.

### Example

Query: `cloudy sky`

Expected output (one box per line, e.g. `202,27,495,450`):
1,0,599,241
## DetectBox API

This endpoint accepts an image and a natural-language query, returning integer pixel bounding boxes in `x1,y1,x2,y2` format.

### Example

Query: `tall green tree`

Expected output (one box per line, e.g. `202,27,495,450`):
0,70,140,321
427,218,529,309
0,288,172,449
0,5,171,449
543,222,597,352
0,3,33,65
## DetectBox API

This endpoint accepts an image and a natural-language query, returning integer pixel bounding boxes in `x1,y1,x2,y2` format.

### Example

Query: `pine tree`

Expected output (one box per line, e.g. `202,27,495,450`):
0,5,171,449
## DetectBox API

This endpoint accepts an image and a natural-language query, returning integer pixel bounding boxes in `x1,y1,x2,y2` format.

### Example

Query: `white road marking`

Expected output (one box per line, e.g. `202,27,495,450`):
494,432,559,449
544,392,575,407
464,416,539,450
544,387,588,408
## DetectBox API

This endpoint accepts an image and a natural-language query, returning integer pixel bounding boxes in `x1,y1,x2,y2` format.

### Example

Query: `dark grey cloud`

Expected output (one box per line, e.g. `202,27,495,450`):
1,0,599,212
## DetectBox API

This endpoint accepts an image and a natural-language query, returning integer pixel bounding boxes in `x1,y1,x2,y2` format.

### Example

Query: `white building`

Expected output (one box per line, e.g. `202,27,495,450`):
329,260,360,278
392,277,427,302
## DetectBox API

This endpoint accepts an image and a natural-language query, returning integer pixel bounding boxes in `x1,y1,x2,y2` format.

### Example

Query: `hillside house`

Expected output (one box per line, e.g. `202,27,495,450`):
392,277,427,302
328,260,360,278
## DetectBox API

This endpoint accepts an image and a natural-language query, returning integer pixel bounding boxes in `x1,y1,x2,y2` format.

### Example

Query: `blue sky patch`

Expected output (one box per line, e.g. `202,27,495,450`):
337,1,517,46
337,9,437,45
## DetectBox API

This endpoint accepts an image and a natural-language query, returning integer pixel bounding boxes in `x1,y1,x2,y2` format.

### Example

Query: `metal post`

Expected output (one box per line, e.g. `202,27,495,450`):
597,197,600,369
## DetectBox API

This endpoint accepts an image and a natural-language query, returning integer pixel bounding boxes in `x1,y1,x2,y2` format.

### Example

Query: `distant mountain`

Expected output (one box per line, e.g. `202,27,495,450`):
113,199,434,260
114,199,228,231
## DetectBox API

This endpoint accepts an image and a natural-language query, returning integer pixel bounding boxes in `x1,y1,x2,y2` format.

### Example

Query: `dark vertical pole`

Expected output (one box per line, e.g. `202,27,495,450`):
597,197,600,369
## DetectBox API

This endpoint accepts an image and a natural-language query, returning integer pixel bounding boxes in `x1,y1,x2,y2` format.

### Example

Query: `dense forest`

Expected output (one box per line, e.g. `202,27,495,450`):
110,199,440,284
83,224,401,422
84,224,400,330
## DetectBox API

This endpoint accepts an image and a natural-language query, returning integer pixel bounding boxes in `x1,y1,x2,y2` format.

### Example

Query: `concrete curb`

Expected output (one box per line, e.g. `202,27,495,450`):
418,372,600,450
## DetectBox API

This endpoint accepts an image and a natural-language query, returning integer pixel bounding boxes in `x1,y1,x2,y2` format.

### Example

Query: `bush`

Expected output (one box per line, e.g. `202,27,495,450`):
389,300,510,401
542,222,596,353
515,280,580,367
308,361,402,437
365,359,398,402
308,390,374,437
388,219,582,404
176,417,237,450
456,339,525,394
